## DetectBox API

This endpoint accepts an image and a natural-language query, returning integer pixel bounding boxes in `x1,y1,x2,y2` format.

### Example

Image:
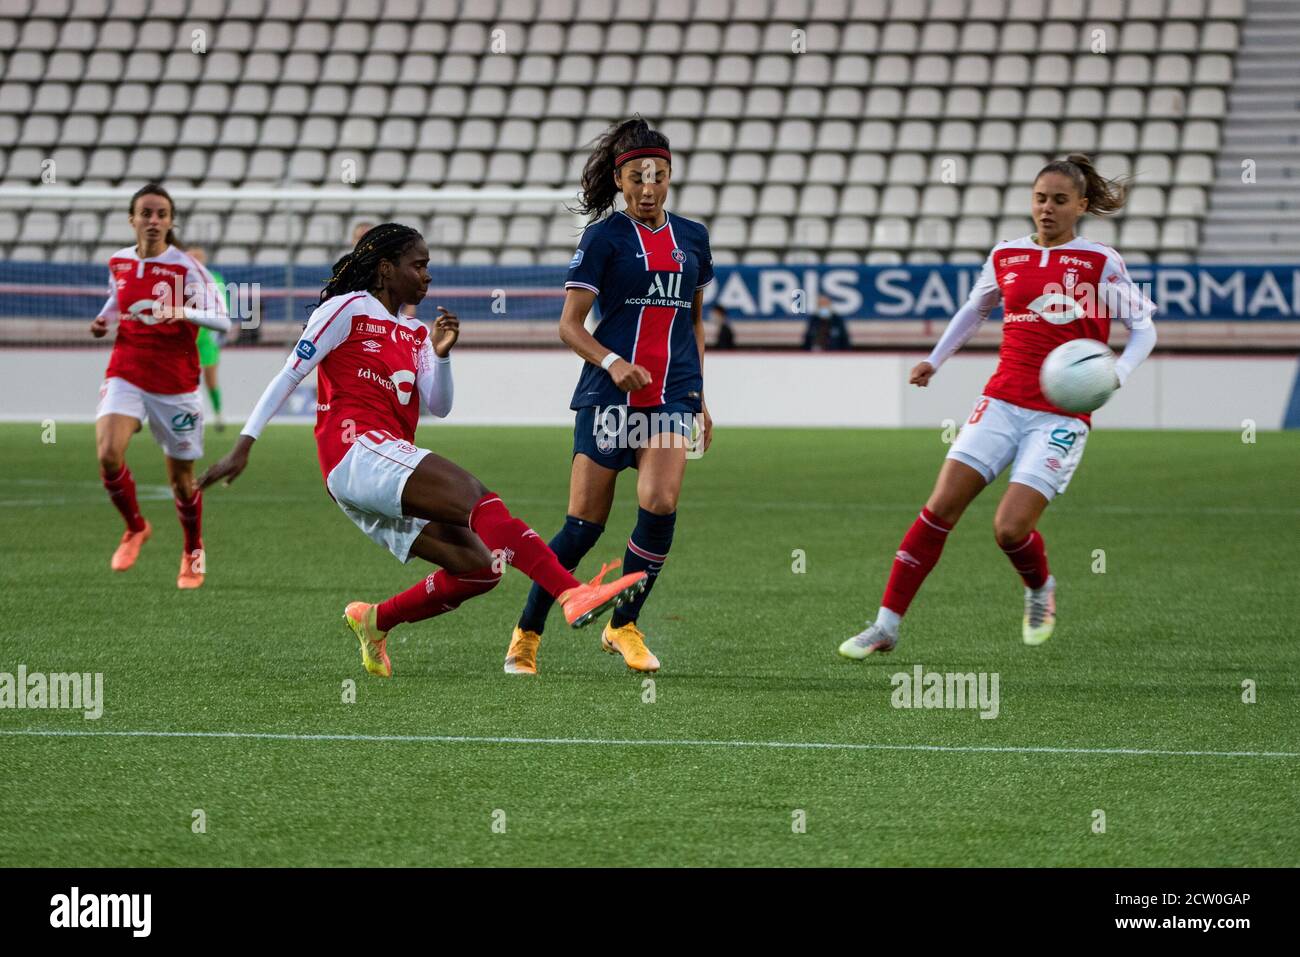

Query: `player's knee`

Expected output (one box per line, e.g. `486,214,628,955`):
925,498,965,527
97,445,124,476
169,474,196,500
993,519,1031,550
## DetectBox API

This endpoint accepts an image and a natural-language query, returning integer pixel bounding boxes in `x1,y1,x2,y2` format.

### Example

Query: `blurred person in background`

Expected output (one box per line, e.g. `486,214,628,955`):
711,303,737,349
802,295,850,351
185,245,229,432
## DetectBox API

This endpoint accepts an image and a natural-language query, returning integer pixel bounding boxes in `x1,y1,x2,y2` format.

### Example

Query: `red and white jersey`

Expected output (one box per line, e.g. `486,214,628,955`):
969,235,1155,425
289,292,438,481
99,244,226,395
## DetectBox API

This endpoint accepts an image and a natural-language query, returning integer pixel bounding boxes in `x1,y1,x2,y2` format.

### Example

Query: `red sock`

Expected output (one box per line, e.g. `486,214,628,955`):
468,493,581,598
175,489,203,555
102,466,146,533
375,565,502,632
1002,530,1049,590
881,507,953,616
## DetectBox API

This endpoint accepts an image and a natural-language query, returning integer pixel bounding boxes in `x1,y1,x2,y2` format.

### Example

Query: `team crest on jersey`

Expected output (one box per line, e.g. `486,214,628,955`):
362,339,382,353
671,248,686,264
569,249,584,269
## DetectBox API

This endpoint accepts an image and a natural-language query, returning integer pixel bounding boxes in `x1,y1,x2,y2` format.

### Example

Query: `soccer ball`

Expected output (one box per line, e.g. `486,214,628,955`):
1039,339,1119,413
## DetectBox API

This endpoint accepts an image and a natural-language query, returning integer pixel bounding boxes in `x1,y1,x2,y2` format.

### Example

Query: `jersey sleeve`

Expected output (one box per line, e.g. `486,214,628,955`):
182,259,231,332
925,250,1001,370
1100,250,1157,330
564,225,612,295
415,336,453,417
240,297,356,439
288,296,356,377
695,226,715,289
96,268,117,320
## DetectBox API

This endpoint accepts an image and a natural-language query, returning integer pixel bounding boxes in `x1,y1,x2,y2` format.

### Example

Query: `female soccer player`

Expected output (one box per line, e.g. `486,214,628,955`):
504,116,714,676
198,224,646,678
91,183,230,588
838,154,1158,657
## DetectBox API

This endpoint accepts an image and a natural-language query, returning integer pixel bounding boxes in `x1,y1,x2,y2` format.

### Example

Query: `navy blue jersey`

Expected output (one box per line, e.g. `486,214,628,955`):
566,211,713,410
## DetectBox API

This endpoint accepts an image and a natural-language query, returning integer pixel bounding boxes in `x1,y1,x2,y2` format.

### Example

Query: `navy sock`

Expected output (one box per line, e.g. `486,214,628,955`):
611,508,676,628
517,515,604,634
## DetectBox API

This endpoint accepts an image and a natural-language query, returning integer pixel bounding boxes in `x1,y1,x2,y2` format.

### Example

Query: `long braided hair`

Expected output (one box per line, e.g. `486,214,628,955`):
318,222,423,307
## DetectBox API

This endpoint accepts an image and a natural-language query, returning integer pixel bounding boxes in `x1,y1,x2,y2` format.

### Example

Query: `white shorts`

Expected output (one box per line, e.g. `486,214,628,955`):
325,430,431,563
946,395,1089,501
96,376,204,460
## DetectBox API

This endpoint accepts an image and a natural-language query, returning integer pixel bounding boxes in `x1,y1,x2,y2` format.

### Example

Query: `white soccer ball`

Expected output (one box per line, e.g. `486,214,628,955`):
1039,339,1119,413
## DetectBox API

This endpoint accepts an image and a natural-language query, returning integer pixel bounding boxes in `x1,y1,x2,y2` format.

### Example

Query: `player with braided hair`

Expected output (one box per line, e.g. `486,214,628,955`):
200,224,647,678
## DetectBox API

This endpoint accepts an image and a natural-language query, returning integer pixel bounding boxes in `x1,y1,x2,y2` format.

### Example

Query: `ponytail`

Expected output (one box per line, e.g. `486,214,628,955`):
1036,154,1130,215
574,115,671,224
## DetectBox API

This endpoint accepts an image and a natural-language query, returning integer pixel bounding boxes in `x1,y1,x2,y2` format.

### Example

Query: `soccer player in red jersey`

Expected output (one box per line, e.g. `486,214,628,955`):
91,184,230,588
199,224,646,678
838,155,1159,657
504,117,714,676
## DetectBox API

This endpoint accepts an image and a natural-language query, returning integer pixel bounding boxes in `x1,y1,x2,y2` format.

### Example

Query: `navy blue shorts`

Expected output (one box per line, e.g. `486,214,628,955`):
572,401,701,472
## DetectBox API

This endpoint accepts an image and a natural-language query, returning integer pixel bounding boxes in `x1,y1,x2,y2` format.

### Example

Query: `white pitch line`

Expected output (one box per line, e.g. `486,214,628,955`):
0,728,1295,760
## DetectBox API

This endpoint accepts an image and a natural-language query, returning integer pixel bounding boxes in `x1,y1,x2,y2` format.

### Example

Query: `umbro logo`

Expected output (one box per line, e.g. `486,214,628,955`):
1003,272,1018,283
362,340,382,353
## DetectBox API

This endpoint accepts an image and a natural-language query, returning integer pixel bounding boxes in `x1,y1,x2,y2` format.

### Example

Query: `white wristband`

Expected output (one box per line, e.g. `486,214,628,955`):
600,352,620,371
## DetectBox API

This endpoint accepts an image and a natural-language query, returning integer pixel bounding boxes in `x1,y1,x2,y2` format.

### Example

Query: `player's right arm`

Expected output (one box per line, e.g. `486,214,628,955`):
90,268,118,338
911,251,1002,387
558,227,652,393
199,296,356,489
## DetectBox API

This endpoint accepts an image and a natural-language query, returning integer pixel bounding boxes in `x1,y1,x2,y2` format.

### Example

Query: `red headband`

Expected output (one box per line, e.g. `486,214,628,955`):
615,147,671,168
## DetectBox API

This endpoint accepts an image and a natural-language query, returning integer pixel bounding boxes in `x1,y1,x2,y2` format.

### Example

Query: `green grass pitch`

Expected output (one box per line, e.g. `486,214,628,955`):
1,422,1297,867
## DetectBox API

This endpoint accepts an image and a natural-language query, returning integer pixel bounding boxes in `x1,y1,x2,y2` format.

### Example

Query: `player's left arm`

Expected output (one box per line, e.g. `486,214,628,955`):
168,260,232,333
691,286,713,452
692,229,715,451
1100,252,1158,387
417,306,457,418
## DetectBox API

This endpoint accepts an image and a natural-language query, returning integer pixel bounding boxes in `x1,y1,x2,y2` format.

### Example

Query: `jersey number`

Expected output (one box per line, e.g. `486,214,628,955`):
968,398,990,424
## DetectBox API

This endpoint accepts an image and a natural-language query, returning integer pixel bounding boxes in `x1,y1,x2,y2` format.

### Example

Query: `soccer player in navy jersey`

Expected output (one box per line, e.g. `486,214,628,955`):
504,117,715,675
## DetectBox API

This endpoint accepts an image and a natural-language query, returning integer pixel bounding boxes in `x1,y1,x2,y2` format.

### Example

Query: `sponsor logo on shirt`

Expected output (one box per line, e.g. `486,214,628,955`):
1060,255,1095,269
357,366,416,406
999,254,1031,267
626,272,691,308
359,321,388,335
295,339,317,360
1024,293,1084,325
569,249,584,268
